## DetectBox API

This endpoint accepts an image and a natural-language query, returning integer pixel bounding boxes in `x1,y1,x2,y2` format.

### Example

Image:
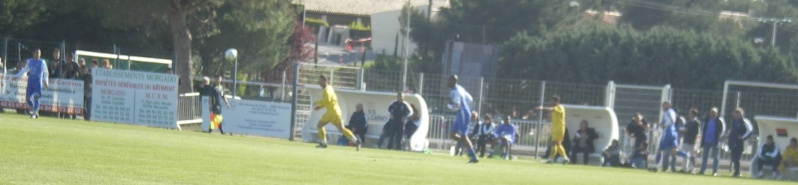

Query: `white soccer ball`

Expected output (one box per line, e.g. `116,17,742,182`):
224,48,238,62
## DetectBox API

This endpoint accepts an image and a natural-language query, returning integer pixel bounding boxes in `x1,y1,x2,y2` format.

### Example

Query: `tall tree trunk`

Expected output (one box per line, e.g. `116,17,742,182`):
170,11,193,93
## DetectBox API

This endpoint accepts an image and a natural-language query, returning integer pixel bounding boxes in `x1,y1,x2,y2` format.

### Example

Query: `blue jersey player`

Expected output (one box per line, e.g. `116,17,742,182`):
14,49,49,119
447,75,478,163
650,101,679,172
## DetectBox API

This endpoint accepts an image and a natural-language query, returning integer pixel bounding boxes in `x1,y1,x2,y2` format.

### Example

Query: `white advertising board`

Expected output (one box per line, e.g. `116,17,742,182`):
91,68,178,128
200,97,292,139
0,74,84,114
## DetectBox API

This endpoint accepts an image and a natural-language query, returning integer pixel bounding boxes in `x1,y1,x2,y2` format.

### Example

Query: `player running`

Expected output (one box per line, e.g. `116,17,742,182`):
447,75,479,163
12,49,49,119
314,75,361,150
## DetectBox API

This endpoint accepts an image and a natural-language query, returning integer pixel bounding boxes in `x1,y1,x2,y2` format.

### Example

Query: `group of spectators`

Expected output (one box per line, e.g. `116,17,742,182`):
598,102,798,180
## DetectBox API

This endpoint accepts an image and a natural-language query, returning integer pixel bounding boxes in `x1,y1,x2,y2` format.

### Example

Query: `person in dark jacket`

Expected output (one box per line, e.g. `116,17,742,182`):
470,114,495,158
626,113,649,150
602,139,623,167
753,135,782,178
699,107,725,176
727,108,753,177
387,92,412,150
348,103,368,143
678,108,700,173
570,120,599,164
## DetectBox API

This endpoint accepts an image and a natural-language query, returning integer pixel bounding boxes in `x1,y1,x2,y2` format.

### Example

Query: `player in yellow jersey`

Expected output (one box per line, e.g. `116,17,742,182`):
314,75,361,150
537,95,570,164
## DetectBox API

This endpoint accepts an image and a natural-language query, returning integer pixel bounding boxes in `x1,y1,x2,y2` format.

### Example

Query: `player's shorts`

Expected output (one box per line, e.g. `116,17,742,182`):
319,113,344,125
658,135,678,151
449,112,470,135
550,128,565,142
498,134,514,145
26,79,42,98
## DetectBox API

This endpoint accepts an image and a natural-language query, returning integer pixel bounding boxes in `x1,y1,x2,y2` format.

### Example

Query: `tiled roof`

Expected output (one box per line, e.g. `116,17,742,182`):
293,0,450,16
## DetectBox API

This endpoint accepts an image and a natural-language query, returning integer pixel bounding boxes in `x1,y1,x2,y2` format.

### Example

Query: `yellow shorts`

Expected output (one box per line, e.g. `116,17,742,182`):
551,129,564,142
319,113,343,125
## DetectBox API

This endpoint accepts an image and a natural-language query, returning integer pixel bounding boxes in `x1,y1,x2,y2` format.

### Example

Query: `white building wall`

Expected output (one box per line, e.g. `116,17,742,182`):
370,9,427,57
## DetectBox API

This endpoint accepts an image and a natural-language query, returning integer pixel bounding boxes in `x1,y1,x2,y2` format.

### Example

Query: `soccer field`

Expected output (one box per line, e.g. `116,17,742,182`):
0,113,789,185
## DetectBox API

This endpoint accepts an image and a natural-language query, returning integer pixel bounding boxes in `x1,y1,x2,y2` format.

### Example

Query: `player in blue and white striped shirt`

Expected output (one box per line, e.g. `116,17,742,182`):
13,49,49,119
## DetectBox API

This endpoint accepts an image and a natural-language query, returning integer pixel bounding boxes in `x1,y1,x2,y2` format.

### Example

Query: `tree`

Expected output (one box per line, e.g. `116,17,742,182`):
499,26,798,89
0,0,45,36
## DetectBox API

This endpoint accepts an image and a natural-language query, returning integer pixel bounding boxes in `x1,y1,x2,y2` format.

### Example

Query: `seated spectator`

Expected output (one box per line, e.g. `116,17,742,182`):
602,139,622,167
629,142,649,169
404,104,419,139
349,103,368,143
494,116,517,160
753,135,782,179
571,120,598,165
781,138,798,180
470,114,495,158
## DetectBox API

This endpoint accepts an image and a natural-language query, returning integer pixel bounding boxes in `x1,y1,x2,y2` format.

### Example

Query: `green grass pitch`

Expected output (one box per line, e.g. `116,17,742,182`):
0,112,790,185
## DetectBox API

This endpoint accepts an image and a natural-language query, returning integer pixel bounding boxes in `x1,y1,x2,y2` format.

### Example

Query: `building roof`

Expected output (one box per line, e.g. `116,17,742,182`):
293,0,450,16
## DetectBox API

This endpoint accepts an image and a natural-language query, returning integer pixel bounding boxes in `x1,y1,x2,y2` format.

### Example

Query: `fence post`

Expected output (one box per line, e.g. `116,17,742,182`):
534,81,546,158
477,77,484,116
358,67,365,91
290,62,300,141
328,68,334,86
2,37,7,74
721,80,730,118
281,70,287,101
605,81,615,108
735,91,741,109
418,73,424,96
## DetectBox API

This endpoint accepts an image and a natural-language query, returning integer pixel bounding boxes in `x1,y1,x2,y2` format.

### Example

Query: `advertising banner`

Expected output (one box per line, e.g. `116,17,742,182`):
0,74,84,114
91,68,178,128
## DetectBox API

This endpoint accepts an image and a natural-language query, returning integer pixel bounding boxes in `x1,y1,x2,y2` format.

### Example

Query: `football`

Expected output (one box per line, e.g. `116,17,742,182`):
225,48,238,62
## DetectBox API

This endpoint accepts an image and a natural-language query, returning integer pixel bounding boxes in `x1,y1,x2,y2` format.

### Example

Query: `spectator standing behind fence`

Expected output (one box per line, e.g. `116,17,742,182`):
81,63,93,121
753,135,782,179
650,102,679,173
780,138,798,180
49,49,62,79
727,108,753,177
348,103,368,144
537,95,570,164
470,114,495,158
90,59,99,69
626,113,648,150
196,76,210,96
571,120,598,165
387,92,412,150
61,61,79,120
699,107,724,176
678,108,700,173
102,59,113,69
602,139,622,167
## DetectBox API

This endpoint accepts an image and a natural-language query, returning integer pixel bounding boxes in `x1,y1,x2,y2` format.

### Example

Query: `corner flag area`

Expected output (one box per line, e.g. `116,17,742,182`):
0,113,788,185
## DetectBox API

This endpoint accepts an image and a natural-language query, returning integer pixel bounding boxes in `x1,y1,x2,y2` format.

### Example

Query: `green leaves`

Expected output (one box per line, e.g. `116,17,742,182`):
500,26,798,89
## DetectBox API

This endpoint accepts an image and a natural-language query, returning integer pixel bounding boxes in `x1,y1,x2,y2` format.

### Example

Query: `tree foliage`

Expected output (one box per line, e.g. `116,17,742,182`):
0,0,45,36
500,26,798,89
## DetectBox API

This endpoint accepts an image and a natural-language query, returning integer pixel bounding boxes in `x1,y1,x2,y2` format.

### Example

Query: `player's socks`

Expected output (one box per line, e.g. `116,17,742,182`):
467,148,478,161
677,151,687,158
655,152,662,165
